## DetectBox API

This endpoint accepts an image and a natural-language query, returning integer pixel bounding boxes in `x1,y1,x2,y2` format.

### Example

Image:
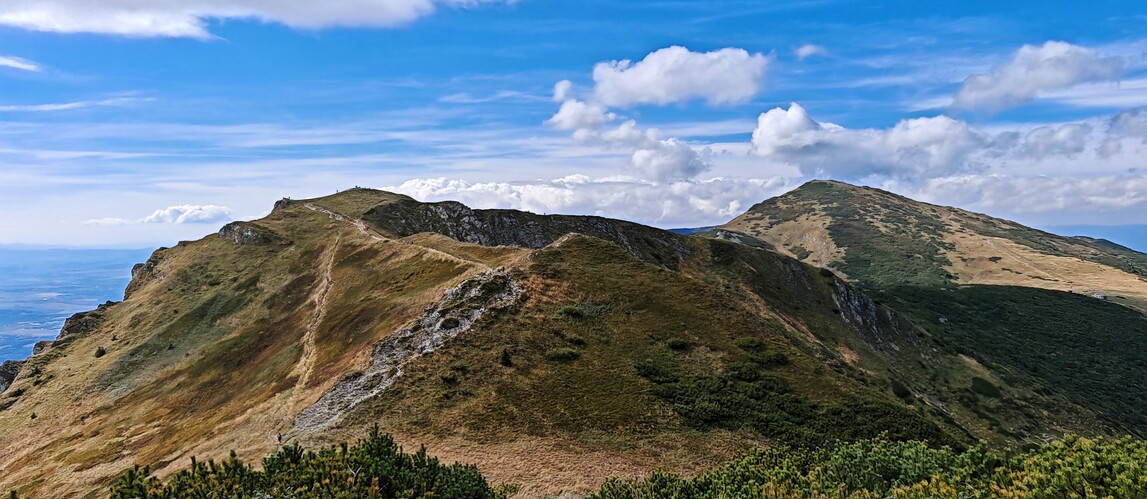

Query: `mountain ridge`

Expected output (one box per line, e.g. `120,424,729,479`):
2,182,1146,497
721,179,1147,312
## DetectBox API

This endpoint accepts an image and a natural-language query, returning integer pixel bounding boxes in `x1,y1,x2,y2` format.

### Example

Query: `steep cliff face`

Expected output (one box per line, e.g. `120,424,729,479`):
361,198,690,269
0,360,19,394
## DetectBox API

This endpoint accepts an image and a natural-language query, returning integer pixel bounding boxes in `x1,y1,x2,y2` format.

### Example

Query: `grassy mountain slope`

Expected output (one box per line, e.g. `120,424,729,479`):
718,180,1147,441
722,180,1147,311
4,184,1146,496
0,188,969,497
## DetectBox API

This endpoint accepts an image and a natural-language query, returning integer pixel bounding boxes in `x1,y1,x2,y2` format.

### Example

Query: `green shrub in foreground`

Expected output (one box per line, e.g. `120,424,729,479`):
108,425,501,498
591,435,1147,498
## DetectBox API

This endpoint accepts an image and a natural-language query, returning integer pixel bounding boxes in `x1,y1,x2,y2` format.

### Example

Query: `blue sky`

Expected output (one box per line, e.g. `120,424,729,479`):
2,1,1147,247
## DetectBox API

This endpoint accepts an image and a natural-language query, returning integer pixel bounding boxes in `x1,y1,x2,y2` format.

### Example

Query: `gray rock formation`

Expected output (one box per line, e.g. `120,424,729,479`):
363,199,689,269
292,270,521,433
0,360,21,393
218,221,280,245
56,302,115,342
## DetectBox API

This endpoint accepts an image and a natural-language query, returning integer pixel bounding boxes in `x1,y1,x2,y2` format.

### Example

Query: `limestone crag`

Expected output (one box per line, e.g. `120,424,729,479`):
291,269,522,433
830,279,930,358
219,221,281,246
363,199,689,269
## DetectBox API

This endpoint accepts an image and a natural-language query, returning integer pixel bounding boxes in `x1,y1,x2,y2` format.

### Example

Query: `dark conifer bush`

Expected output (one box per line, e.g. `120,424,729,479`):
108,425,502,498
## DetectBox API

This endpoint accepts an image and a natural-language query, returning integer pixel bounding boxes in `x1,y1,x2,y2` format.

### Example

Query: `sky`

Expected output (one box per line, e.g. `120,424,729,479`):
2,1,1147,248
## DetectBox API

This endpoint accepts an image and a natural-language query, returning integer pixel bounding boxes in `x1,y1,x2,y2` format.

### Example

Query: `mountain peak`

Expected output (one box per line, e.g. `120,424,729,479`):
723,181,1147,312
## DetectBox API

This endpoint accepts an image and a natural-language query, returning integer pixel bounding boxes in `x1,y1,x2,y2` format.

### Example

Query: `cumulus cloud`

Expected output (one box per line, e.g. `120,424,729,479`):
0,55,38,71
1099,107,1147,157
953,41,1125,111
895,174,1147,219
545,46,762,182
143,205,233,224
545,101,712,183
794,44,827,60
0,0,508,38
552,80,572,102
630,139,711,182
1106,107,1147,141
592,46,768,107
750,102,989,178
1022,123,1092,159
85,205,233,226
747,101,1147,189
387,175,790,227
545,99,614,132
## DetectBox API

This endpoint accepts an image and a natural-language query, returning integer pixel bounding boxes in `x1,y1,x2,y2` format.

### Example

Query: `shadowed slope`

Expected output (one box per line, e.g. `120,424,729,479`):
717,180,1147,442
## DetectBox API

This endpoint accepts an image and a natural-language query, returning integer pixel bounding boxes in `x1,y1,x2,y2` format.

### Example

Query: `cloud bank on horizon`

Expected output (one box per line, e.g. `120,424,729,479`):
1,1,1146,247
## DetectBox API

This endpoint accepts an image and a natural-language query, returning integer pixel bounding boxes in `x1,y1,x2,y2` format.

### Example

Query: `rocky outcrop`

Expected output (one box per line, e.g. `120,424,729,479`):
125,250,165,300
292,270,522,433
362,199,690,269
55,301,115,343
31,341,53,356
218,221,280,246
830,279,931,359
0,360,21,393
708,229,775,250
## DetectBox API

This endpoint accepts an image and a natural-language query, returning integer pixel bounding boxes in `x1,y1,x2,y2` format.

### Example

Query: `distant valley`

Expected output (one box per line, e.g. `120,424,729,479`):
0,249,151,362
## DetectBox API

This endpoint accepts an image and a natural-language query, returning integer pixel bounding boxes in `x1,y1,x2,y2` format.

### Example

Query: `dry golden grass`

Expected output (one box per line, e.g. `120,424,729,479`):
942,225,1147,314
0,193,510,497
724,211,844,269
391,429,759,498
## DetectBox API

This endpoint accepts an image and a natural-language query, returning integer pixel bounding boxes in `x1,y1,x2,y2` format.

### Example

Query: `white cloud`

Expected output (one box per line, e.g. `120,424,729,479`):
0,0,509,38
437,91,542,104
545,99,711,183
794,44,827,60
751,102,1147,180
1039,78,1147,109
1106,107,1147,140
0,55,39,71
630,139,711,182
83,217,134,226
545,45,762,183
552,80,572,102
592,46,768,107
1023,123,1091,159
84,205,232,226
143,205,233,224
545,99,614,132
388,175,790,228
893,174,1147,221
953,41,1125,111
1099,107,1147,157
750,102,989,178
0,97,151,113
